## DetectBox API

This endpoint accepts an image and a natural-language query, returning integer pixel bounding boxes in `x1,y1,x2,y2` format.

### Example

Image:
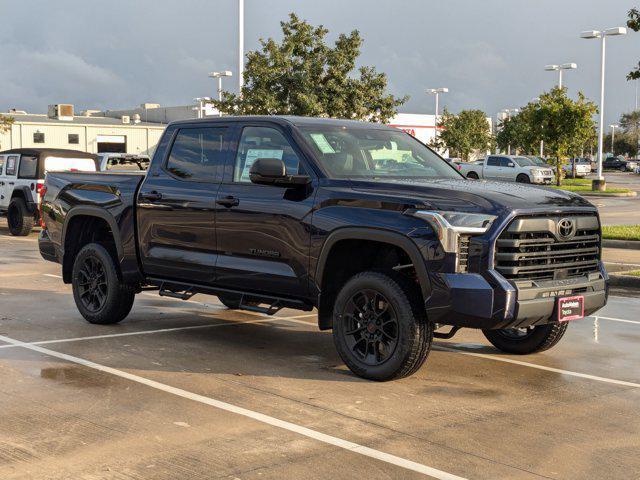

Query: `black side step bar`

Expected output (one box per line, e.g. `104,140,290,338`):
433,326,461,339
148,277,313,315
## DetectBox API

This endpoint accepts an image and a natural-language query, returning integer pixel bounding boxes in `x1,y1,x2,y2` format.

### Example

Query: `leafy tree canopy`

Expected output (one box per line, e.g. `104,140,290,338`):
0,114,13,133
214,13,407,123
495,88,597,184
430,109,492,161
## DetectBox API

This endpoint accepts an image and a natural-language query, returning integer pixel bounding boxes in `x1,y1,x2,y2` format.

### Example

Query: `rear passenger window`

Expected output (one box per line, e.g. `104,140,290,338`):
165,128,226,181
6,156,17,175
18,156,38,178
233,126,304,182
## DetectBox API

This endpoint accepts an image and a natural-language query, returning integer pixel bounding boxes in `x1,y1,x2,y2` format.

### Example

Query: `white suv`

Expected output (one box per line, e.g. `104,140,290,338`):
0,148,98,235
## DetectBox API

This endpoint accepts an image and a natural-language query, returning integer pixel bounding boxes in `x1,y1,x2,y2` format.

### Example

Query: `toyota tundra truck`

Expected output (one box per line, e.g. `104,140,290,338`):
38,116,608,381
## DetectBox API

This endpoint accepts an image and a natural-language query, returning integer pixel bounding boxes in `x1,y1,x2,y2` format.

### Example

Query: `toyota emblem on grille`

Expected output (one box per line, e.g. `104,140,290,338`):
557,218,576,240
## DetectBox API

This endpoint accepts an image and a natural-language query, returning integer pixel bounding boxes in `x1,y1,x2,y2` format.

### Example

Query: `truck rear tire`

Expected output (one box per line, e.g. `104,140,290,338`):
72,243,135,325
332,271,432,381
482,323,568,354
7,198,34,236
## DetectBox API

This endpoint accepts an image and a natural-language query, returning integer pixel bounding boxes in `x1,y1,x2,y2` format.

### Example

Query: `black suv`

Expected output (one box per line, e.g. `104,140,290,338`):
39,116,608,380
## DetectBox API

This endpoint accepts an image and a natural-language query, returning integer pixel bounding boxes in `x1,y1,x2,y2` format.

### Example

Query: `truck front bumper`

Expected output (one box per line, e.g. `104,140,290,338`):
425,263,608,330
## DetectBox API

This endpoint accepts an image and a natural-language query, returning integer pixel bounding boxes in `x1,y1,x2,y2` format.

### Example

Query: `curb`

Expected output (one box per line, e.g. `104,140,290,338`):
579,191,637,197
603,239,640,250
609,273,640,289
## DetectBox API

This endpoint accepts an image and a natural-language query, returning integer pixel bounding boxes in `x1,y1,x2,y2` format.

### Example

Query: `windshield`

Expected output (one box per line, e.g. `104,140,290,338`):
299,125,461,179
513,157,535,167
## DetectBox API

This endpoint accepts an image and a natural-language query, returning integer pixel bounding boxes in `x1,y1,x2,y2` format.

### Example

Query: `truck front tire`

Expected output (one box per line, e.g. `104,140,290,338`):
516,174,531,183
482,323,568,354
7,198,34,236
72,243,135,325
332,271,432,381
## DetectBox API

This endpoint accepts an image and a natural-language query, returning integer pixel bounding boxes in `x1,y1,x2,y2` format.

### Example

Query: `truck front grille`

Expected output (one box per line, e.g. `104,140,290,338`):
495,214,600,281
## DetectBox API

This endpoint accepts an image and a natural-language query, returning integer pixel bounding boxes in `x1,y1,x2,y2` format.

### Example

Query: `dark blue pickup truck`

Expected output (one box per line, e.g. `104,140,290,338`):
39,116,608,380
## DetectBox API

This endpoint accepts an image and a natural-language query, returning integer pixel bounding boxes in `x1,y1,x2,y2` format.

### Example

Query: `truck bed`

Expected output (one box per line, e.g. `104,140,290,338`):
40,171,146,283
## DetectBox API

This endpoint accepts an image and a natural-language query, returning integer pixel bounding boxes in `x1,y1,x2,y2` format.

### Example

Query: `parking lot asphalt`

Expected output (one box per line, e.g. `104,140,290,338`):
588,172,640,226
2,224,640,480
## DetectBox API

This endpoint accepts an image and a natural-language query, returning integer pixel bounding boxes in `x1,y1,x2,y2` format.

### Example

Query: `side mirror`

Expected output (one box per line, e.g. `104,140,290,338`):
507,162,515,167
249,158,310,187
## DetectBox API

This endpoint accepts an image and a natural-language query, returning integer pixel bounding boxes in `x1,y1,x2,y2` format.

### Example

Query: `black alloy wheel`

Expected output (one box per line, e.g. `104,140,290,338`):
341,289,399,366
76,255,108,313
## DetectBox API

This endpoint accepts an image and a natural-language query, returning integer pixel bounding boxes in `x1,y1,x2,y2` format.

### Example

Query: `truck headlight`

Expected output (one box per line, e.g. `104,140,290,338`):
411,211,496,253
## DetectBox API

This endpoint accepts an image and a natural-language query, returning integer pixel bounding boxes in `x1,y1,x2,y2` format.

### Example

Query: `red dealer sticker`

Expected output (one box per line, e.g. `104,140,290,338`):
558,295,585,322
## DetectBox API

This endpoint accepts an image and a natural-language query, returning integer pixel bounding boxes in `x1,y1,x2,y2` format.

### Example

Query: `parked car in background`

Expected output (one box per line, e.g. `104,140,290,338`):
98,153,150,172
523,155,549,167
458,155,554,184
0,148,98,236
38,116,607,380
443,157,463,172
603,156,638,171
562,158,591,177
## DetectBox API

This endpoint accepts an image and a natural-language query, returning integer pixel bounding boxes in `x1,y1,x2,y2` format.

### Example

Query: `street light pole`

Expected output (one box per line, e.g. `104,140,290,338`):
501,108,519,155
426,88,448,142
238,0,244,92
610,123,620,155
581,27,627,191
544,63,577,89
209,71,233,116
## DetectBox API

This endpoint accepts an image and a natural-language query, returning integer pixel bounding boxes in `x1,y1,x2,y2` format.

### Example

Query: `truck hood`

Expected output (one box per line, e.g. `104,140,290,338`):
349,178,595,215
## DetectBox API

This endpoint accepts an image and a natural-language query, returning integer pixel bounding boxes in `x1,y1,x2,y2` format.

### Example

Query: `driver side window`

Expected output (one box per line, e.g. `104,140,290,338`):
233,126,304,183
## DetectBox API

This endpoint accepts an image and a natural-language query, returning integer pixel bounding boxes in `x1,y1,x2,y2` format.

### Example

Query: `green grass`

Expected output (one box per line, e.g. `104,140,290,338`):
602,225,640,241
619,270,640,277
548,177,633,194
550,184,631,194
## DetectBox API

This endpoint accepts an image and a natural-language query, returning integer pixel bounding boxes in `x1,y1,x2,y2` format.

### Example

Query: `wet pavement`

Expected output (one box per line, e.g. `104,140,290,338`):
1,224,640,479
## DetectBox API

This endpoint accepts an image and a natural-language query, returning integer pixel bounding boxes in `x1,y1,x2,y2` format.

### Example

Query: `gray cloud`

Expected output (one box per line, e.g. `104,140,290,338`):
0,0,638,125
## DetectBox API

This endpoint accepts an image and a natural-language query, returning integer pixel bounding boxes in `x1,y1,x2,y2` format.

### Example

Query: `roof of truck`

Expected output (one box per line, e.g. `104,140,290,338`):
168,115,392,129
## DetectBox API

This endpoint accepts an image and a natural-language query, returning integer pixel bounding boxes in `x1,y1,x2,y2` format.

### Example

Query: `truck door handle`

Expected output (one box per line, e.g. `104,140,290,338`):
140,191,163,201
8,182,14,186
216,196,239,208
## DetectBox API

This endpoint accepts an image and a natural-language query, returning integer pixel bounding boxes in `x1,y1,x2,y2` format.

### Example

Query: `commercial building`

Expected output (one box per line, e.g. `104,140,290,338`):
0,104,166,156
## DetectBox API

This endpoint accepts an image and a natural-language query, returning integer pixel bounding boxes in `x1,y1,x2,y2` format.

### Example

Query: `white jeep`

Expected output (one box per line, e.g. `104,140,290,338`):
0,148,98,235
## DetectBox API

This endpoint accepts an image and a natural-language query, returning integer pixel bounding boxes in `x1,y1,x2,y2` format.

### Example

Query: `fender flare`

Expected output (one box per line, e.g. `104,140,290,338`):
11,186,36,212
62,206,124,260
315,227,432,300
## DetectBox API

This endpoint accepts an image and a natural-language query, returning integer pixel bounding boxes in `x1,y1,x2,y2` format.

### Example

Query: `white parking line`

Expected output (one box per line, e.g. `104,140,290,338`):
434,345,640,389
43,273,62,278
592,315,640,326
0,313,318,350
0,334,466,480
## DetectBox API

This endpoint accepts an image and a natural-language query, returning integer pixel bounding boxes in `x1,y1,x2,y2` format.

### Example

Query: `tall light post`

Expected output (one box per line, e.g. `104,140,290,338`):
193,97,211,119
581,26,628,191
238,0,244,92
426,87,448,139
501,108,519,155
544,63,577,88
209,71,233,116
532,97,544,157
610,123,620,155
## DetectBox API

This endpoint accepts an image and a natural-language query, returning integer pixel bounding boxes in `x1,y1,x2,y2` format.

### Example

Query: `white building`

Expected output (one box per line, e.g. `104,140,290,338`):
0,104,166,156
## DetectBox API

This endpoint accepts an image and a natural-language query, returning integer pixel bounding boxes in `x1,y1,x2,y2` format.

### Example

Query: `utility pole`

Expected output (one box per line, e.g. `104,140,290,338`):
238,0,244,92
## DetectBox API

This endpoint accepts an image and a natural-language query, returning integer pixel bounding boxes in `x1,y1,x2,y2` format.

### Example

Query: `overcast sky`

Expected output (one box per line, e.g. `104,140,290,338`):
1,0,638,124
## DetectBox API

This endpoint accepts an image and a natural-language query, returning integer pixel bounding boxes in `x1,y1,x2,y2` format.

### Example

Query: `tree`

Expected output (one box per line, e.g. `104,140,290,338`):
620,110,640,156
431,109,493,161
627,8,640,80
538,88,597,185
0,115,14,150
494,88,596,185
214,13,407,123
495,103,541,155
604,131,637,157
